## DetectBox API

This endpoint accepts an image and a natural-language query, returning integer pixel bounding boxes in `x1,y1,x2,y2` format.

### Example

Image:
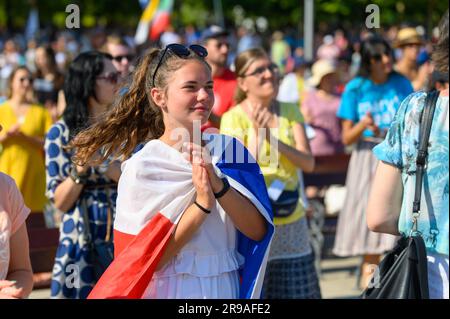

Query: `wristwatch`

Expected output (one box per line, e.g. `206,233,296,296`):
69,165,89,185
214,177,230,199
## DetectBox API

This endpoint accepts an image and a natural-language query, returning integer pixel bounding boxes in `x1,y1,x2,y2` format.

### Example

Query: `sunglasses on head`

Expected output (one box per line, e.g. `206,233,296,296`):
243,63,279,77
97,72,120,84
112,54,134,62
152,43,208,87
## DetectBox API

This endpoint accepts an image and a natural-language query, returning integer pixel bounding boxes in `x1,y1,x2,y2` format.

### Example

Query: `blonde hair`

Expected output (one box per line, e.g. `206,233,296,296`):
72,47,210,165
101,34,130,53
234,48,269,104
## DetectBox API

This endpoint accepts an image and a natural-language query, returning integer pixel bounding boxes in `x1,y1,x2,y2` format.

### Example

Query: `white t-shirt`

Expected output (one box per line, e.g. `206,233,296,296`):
277,73,300,104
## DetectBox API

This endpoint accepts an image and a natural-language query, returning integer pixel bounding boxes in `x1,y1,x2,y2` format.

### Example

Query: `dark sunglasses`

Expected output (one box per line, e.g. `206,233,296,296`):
112,54,134,62
371,52,391,61
19,76,33,84
215,42,230,49
243,63,279,77
152,44,208,87
97,72,120,84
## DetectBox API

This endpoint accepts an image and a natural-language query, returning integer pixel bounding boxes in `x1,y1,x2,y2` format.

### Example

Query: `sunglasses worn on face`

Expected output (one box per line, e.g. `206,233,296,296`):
152,44,208,87
19,77,33,84
112,54,134,62
97,72,120,84
215,42,230,49
244,63,279,77
372,52,391,61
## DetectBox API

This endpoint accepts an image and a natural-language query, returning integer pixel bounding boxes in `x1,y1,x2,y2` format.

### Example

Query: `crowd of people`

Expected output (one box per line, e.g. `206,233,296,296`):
0,9,448,299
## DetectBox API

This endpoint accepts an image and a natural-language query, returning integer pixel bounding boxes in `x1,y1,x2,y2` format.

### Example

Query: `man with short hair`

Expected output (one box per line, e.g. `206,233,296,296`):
201,26,237,131
103,35,134,78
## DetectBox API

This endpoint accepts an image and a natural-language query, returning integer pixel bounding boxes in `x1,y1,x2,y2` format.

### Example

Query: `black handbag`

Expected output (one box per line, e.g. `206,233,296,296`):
270,187,300,218
362,90,439,299
81,185,115,281
89,241,114,281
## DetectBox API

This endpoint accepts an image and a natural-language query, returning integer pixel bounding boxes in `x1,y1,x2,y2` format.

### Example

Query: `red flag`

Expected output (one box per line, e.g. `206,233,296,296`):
88,213,175,299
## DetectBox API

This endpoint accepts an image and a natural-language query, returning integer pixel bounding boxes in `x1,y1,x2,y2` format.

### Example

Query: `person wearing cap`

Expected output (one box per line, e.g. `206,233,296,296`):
301,59,343,157
201,25,237,131
394,27,431,91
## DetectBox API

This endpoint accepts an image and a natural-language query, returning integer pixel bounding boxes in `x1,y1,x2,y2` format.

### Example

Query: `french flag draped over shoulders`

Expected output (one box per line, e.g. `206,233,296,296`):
88,134,274,299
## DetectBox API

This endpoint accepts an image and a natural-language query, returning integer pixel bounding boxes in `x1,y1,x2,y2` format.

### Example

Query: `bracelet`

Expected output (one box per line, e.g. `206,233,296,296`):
194,201,211,214
213,177,230,199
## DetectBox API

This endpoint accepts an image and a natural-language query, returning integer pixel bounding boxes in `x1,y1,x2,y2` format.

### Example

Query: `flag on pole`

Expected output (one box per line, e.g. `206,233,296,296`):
134,0,174,45
88,134,274,299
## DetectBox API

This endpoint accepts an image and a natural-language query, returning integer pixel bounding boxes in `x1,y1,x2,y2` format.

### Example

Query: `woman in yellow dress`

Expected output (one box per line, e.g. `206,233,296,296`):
0,66,52,219
220,48,321,298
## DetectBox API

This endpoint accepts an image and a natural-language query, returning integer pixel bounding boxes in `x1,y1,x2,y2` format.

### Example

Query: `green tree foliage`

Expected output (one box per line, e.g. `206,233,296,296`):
0,0,447,33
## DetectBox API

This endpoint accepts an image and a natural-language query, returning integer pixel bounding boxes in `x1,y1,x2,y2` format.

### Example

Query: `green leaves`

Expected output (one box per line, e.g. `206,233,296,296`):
0,0,447,34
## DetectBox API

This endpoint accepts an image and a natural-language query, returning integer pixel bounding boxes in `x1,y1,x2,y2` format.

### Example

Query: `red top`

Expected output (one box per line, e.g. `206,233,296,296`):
202,68,238,131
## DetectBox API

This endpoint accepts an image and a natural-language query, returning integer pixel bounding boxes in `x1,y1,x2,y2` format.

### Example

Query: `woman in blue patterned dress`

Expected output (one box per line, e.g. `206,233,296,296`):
45,51,122,299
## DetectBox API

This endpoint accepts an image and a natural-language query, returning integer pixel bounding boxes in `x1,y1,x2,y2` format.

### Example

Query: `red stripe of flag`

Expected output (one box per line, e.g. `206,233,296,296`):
149,12,171,40
88,213,175,299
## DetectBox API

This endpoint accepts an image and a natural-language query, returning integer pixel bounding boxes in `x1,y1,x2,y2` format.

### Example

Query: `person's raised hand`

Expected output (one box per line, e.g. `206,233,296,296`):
183,142,223,194
191,150,215,210
361,112,380,136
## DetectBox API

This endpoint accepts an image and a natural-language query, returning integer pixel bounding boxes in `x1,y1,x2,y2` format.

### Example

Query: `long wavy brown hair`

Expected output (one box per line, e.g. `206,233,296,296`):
71,46,210,165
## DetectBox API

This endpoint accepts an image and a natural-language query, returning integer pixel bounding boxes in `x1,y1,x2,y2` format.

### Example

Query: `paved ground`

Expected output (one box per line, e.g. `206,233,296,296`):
29,255,362,299
29,212,362,299
319,256,362,299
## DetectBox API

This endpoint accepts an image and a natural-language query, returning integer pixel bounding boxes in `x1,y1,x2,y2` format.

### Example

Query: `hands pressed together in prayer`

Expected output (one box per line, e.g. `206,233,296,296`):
182,142,223,211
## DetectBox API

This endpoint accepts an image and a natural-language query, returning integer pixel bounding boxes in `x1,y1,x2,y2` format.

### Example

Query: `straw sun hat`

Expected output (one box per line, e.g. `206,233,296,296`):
394,27,424,48
308,59,337,87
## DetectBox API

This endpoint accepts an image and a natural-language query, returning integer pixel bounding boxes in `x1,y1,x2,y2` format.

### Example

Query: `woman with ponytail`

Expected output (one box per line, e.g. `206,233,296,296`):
45,51,121,299
72,44,274,299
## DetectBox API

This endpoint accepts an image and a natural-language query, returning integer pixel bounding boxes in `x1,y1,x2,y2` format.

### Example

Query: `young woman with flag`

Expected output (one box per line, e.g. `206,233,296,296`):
71,44,274,299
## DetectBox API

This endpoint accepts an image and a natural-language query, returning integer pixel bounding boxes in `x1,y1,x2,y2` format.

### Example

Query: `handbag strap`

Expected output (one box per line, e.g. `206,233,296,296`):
411,90,439,234
81,195,93,245
81,187,114,245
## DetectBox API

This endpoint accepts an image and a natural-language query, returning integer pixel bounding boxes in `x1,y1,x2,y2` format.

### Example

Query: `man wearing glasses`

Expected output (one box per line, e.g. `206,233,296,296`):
201,26,237,131
103,35,135,79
